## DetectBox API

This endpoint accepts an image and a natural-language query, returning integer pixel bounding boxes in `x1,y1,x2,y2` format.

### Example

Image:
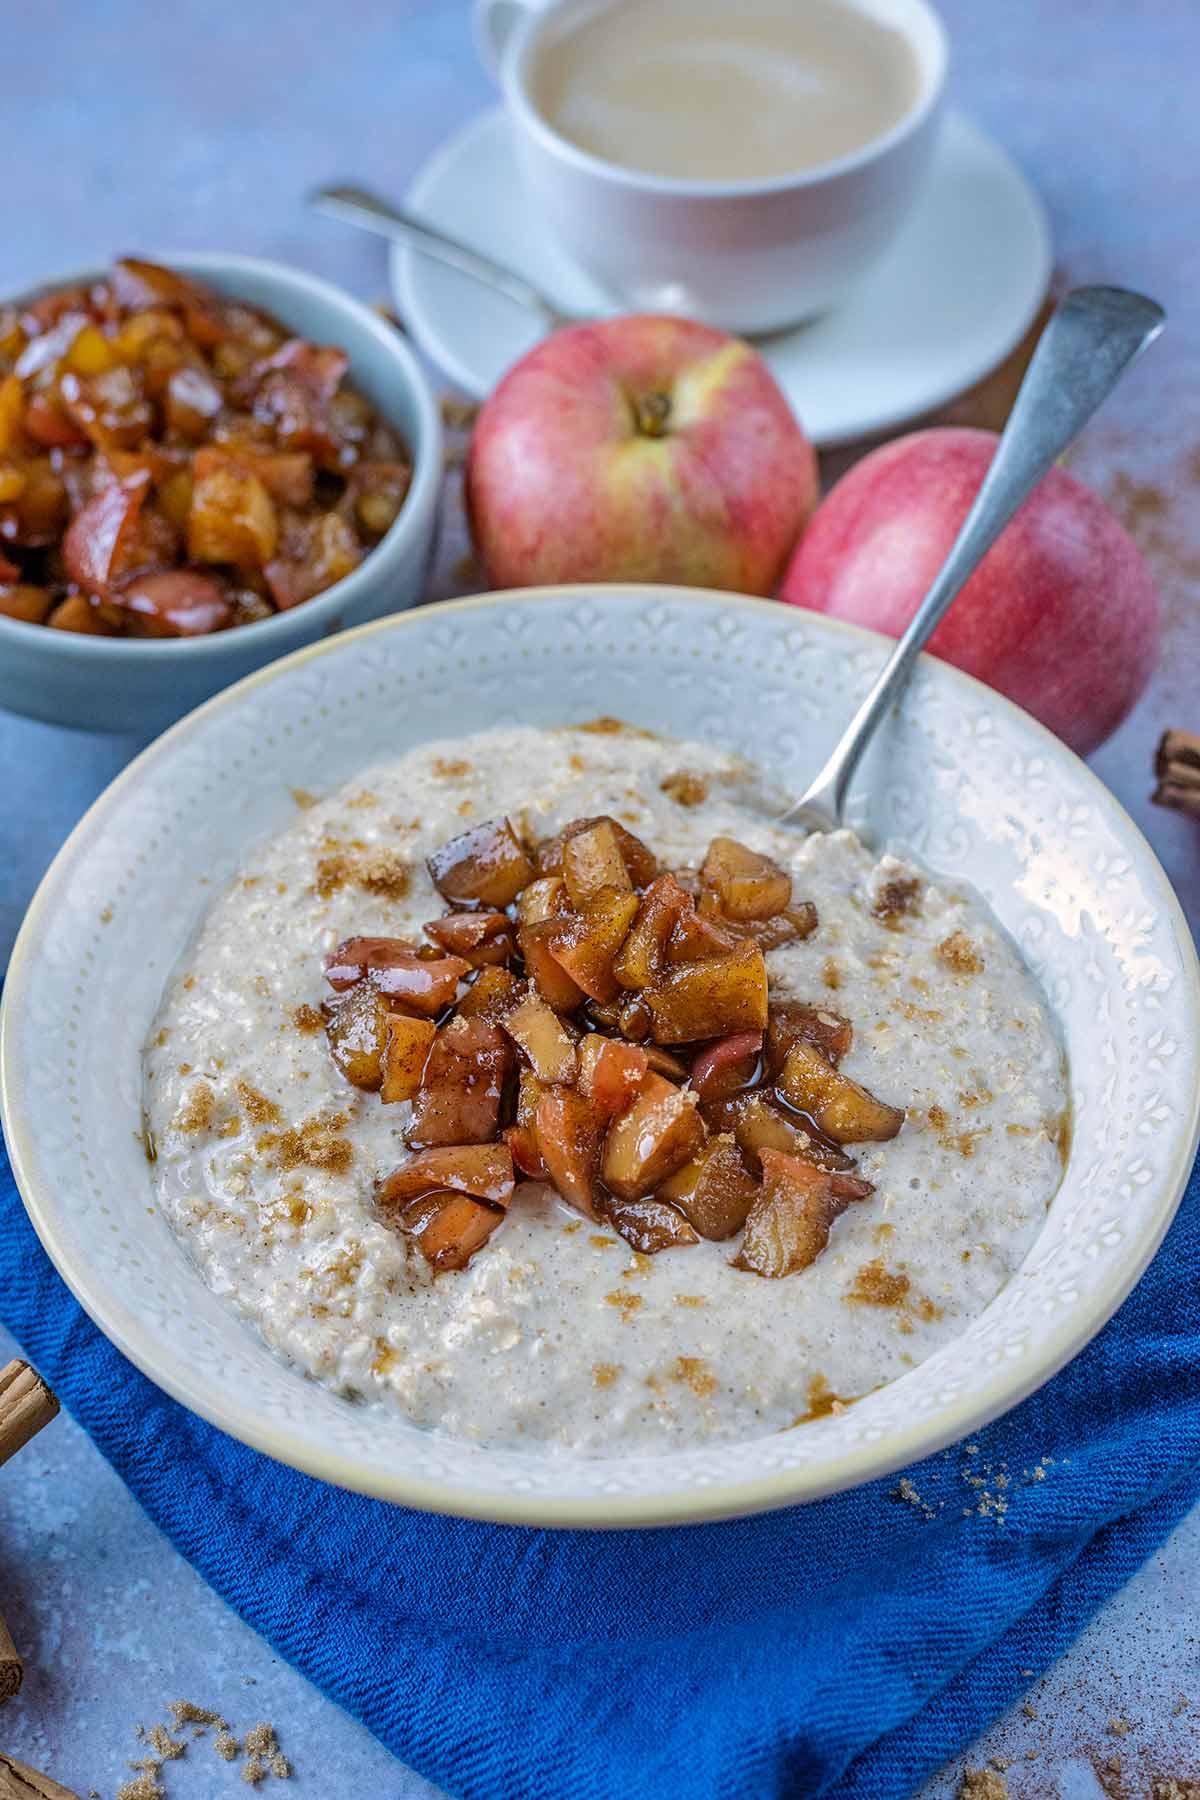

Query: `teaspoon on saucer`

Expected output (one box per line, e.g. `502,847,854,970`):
311,183,593,332
779,284,1165,832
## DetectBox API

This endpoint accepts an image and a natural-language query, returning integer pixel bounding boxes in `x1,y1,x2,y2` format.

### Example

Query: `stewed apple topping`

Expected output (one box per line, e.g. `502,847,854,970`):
319,813,906,1278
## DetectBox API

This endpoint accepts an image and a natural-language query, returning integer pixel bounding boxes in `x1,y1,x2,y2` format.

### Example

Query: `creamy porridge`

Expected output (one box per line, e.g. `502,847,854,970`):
144,723,1067,1455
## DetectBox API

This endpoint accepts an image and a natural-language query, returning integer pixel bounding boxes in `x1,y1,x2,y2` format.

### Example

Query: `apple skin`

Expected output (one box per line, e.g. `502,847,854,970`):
779,427,1159,756
466,315,817,596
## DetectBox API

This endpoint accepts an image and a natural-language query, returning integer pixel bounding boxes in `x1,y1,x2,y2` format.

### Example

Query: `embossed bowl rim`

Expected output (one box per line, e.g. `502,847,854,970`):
3,586,1198,1527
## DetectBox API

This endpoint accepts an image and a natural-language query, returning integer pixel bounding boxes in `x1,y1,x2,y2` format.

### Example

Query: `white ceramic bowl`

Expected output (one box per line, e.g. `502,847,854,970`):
3,588,1197,1526
0,254,442,735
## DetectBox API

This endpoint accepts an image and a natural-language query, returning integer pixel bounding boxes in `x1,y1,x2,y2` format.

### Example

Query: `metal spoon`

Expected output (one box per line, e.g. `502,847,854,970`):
311,183,586,331
780,285,1165,832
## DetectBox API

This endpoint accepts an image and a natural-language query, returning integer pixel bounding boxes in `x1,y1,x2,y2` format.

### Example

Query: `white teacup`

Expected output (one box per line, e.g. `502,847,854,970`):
474,0,949,334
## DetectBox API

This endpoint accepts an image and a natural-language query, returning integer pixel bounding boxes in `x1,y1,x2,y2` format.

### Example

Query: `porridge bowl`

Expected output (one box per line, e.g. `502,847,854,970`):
2,586,1197,1526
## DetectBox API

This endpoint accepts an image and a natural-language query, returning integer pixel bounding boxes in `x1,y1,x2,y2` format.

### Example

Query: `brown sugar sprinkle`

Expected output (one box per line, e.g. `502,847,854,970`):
605,1290,643,1316
660,770,710,807
432,756,472,778
673,1356,718,1397
217,1115,242,1139
182,974,195,991
175,1081,216,1135
958,1771,1010,1799
178,1062,193,1075
937,931,985,975
292,1003,324,1033
237,1081,282,1126
873,876,923,921
322,845,413,901
846,1259,911,1307
214,1730,241,1759
674,1294,707,1308
170,1700,228,1731
155,1027,170,1047
928,1104,949,1131
798,1373,851,1422
894,1475,938,1520
345,790,378,809
140,1724,185,1760
590,1233,616,1249
441,394,480,432
290,787,317,809
823,957,844,990
592,1362,620,1388
118,1770,164,1800
264,1117,354,1175
577,715,654,737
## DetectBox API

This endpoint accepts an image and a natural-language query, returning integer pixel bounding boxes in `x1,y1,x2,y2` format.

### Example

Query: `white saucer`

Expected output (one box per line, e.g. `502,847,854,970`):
393,108,1050,446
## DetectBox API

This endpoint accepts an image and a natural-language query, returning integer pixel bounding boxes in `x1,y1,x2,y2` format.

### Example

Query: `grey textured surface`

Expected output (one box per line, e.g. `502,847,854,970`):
1,0,1198,1795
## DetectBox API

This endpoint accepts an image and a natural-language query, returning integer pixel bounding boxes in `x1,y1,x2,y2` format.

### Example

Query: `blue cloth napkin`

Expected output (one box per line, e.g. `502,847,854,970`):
2,1130,1198,1800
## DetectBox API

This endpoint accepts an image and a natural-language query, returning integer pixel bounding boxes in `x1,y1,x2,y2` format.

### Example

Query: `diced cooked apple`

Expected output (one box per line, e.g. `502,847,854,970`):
765,1002,853,1077
455,965,525,1023
324,937,468,1016
518,920,587,1012
603,1195,699,1255
379,1013,436,1103
424,910,515,967
613,873,692,989
502,992,578,1083
665,903,737,964
618,993,652,1041
734,1150,853,1278
642,1045,691,1080
709,1091,854,1174
406,1016,511,1147
704,900,819,951
426,817,534,908
504,1123,546,1180
378,1143,515,1209
187,447,279,567
647,942,768,1044
701,837,792,921
0,584,53,625
576,1034,648,1122
657,1133,758,1240
562,818,634,909
777,1040,904,1144
61,470,150,590
324,984,390,1090
534,1086,602,1216
402,1191,505,1272
324,935,417,989
548,890,639,1003
831,1171,876,1202
517,875,568,926
601,1073,706,1200
537,815,657,886
687,1031,762,1102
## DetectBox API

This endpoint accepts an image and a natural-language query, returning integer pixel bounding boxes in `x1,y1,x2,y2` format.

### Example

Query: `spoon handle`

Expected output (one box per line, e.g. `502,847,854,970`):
781,285,1166,831
310,183,569,331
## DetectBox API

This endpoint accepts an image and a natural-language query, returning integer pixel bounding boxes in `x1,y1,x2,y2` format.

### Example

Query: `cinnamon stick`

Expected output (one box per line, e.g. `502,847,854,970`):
0,1362,58,1468
0,1756,81,1800
1153,729,1200,819
0,1612,20,1704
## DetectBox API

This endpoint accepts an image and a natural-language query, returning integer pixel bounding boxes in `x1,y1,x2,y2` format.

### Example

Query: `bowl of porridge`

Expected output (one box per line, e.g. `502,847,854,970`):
3,586,1197,1524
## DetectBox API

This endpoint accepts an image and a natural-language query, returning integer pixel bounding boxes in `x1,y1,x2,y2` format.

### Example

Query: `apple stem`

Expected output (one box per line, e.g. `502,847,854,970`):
634,391,672,438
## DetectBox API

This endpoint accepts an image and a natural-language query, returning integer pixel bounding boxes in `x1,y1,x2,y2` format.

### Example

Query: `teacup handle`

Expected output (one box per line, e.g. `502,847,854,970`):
473,0,551,78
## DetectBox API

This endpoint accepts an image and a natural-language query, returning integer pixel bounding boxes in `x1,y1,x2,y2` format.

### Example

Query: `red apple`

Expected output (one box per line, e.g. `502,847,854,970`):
466,316,817,596
780,427,1159,755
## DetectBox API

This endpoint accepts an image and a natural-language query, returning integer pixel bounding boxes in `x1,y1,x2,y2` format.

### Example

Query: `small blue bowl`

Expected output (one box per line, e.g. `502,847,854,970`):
0,252,443,734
